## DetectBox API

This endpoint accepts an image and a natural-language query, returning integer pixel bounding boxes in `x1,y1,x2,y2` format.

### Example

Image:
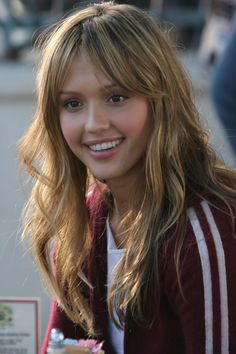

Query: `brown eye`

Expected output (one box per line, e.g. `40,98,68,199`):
64,99,81,109
109,94,128,103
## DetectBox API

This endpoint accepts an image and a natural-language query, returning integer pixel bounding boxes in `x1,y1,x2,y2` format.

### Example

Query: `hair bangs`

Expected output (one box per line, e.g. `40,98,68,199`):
80,11,162,98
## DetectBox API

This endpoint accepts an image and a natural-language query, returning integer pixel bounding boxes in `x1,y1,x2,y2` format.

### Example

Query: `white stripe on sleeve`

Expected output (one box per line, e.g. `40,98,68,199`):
188,207,213,354
201,201,229,354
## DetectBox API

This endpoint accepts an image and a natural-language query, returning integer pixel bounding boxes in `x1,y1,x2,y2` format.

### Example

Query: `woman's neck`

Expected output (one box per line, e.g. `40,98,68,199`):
107,180,145,248
109,205,129,249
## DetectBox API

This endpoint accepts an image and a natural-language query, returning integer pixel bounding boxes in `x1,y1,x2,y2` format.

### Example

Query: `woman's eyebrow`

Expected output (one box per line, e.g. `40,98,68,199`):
59,90,78,95
102,83,120,90
59,83,121,96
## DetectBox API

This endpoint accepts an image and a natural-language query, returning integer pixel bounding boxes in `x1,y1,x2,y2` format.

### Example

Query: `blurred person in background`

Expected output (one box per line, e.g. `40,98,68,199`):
211,21,236,156
199,0,235,67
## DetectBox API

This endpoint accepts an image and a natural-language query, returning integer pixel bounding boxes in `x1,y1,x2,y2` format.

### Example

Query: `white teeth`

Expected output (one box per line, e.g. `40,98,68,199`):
89,139,122,152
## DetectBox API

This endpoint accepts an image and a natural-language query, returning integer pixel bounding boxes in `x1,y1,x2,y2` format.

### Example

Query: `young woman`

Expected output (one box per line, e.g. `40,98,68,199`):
19,2,236,353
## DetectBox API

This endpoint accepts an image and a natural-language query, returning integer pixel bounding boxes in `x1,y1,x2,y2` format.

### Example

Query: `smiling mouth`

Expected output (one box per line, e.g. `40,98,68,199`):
88,138,123,152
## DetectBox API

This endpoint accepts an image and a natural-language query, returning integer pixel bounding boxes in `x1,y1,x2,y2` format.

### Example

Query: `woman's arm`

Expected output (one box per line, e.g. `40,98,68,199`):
164,199,236,353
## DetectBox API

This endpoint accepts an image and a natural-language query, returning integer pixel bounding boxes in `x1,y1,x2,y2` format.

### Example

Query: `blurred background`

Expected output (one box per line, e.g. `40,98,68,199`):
0,0,236,348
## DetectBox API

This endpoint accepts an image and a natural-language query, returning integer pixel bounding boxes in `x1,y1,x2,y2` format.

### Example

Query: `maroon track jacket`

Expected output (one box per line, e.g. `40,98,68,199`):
42,187,236,354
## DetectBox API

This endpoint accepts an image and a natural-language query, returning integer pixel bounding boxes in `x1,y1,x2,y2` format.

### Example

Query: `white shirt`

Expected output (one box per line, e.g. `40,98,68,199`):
106,219,125,354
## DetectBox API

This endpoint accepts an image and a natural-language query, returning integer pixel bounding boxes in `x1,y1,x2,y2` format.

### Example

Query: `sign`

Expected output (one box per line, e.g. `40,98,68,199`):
0,298,40,354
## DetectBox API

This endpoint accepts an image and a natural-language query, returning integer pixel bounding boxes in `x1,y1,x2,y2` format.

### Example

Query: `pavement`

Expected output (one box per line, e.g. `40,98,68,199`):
0,52,35,99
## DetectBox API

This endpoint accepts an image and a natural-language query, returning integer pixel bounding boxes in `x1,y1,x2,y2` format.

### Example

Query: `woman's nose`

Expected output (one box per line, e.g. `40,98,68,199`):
84,104,110,133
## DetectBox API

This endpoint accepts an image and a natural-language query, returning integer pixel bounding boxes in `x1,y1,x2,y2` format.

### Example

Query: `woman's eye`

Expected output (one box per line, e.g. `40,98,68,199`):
109,94,128,103
64,99,81,109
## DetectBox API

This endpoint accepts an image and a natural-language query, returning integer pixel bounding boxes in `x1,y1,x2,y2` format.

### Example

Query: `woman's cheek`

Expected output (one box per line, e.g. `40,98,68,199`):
60,118,79,145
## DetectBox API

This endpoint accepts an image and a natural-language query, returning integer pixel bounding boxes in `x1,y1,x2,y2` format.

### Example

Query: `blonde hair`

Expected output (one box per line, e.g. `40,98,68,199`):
19,1,236,334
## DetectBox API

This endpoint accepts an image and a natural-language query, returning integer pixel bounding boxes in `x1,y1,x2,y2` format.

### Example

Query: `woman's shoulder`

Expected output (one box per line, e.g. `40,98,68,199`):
162,193,236,351
187,192,236,236
165,191,236,257
161,192,236,297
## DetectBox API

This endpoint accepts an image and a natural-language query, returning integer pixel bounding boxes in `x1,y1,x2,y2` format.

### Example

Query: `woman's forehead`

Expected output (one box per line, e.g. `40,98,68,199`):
61,51,118,91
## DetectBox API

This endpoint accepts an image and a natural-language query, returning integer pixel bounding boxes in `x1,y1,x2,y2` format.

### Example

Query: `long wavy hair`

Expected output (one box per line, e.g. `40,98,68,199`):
19,1,236,334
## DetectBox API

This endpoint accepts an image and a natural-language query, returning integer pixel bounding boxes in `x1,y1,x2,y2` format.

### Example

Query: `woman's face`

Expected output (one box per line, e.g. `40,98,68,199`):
59,52,152,187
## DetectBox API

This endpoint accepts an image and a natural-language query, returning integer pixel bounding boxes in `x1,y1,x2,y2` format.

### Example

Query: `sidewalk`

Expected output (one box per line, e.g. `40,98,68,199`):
0,57,35,100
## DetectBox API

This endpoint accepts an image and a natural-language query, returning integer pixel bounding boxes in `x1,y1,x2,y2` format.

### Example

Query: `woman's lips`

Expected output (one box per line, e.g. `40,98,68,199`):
84,138,124,159
88,138,123,152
